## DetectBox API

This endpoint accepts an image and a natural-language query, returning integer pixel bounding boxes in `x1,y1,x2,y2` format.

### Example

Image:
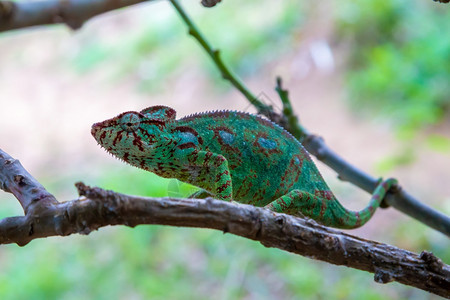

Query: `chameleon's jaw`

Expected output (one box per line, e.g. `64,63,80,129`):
91,122,108,145
91,122,102,138
91,121,120,150
91,120,155,163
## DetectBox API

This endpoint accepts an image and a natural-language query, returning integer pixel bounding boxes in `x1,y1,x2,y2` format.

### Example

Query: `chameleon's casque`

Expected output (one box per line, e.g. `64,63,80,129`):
92,105,396,229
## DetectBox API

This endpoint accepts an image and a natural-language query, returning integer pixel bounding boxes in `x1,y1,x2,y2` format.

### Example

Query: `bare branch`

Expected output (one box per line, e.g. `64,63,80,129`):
0,0,153,32
0,149,449,297
0,149,57,214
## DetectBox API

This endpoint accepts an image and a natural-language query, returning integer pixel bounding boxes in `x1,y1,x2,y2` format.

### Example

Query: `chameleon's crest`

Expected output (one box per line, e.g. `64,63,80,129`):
140,105,176,123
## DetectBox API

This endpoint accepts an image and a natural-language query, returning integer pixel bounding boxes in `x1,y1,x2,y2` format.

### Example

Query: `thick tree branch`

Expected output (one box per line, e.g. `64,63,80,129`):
0,149,449,297
171,1,450,237
0,0,152,32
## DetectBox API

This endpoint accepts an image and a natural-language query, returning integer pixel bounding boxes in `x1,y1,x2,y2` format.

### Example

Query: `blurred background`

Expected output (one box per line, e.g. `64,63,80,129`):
0,0,449,299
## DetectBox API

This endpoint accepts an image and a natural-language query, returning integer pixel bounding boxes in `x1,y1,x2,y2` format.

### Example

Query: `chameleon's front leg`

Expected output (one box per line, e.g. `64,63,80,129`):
186,150,233,201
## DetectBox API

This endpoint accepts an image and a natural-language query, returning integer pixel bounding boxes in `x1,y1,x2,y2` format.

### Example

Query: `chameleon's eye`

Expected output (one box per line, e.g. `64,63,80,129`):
120,113,140,132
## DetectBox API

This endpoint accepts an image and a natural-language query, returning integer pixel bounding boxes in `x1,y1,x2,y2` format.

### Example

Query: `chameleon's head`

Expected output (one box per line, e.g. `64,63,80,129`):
91,106,176,169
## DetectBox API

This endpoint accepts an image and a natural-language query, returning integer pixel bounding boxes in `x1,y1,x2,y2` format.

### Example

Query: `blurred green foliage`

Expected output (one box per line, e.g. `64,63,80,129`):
72,1,303,93
426,134,450,154
336,0,450,137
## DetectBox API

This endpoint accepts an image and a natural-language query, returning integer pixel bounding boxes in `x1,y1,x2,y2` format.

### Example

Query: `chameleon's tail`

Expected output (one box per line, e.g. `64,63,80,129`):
324,178,398,229
265,178,398,229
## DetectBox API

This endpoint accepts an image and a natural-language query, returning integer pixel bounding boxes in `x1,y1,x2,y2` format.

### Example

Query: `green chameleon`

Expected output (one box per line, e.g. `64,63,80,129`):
91,105,397,229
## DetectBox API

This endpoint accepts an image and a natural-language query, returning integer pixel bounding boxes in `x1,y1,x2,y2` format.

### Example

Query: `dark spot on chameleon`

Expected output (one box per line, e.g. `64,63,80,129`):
354,212,362,227
141,119,166,130
204,152,213,161
99,131,106,142
113,131,123,146
123,153,129,162
257,137,277,149
319,201,327,218
132,133,145,152
175,126,199,136
213,127,238,149
174,126,203,144
178,142,196,150
219,130,235,145
216,181,231,194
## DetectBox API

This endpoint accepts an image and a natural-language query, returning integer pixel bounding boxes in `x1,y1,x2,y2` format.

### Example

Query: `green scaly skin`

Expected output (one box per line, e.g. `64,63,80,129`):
92,106,397,229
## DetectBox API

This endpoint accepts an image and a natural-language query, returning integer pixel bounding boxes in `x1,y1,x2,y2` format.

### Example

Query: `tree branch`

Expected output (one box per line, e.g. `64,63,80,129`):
0,0,152,32
170,0,450,237
0,149,449,297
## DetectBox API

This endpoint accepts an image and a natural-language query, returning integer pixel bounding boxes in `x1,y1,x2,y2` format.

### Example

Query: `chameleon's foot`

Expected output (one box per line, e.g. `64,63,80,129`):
378,178,399,209
188,189,213,199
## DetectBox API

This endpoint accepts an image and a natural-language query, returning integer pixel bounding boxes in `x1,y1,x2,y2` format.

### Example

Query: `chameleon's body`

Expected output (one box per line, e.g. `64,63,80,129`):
92,106,396,229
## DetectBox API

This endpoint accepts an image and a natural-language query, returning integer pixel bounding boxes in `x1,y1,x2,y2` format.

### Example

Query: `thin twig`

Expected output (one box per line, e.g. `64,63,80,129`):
275,77,309,142
169,0,272,116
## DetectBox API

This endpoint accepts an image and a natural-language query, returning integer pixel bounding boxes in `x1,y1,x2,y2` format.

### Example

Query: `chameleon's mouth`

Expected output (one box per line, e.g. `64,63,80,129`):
91,122,101,137
91,119,116,139
91,121,112,146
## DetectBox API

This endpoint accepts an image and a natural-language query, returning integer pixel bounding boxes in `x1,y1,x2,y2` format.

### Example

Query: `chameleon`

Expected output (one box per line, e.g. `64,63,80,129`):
91,105,397,229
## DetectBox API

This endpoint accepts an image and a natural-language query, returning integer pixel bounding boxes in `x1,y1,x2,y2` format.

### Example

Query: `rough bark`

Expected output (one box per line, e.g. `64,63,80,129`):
0,0,152,32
